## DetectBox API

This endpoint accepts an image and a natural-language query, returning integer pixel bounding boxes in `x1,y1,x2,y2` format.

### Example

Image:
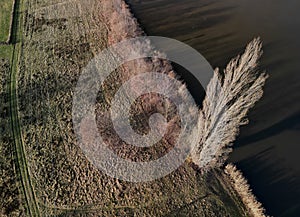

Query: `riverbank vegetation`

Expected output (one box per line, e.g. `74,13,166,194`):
191,37,268,170
225,164,267,217
0,0,267,216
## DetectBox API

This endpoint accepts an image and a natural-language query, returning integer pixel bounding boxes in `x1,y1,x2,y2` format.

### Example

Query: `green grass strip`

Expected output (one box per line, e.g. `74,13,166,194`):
8,0,41,216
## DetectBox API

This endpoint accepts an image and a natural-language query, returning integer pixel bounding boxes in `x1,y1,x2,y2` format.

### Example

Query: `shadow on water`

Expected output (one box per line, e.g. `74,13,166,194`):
238,150,300,217
236,112,300,147
171,62,206,106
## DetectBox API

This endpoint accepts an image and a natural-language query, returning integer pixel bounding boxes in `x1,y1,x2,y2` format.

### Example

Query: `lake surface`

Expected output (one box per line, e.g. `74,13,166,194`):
126,0,300,216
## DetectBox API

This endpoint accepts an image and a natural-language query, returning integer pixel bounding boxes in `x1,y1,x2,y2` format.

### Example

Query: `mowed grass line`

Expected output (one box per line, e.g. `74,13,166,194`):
10,46,40,217
0,0,14,42
8,0,40,216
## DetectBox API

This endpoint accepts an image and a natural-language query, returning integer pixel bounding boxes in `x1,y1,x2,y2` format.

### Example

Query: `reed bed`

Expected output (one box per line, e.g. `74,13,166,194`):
225,164,268,217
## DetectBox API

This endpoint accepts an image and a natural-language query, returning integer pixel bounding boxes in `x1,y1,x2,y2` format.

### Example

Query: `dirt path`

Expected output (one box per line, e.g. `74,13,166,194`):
8,0,40,216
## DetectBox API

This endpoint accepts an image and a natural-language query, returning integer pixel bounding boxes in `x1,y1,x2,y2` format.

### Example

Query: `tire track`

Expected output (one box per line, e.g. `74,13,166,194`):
8,0,40,216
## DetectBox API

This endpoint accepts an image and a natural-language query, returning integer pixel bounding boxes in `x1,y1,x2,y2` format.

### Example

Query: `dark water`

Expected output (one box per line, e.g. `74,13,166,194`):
127,0,300,216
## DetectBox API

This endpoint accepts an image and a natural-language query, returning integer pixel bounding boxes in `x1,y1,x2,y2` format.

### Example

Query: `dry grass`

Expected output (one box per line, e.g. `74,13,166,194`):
12,0,250,216
225,164,268,217
19,0,108,212
0,59,24,216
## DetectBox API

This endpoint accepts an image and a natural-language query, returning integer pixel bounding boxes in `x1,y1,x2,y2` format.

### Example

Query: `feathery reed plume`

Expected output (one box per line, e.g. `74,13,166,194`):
191,38,268,170
225,164,268,217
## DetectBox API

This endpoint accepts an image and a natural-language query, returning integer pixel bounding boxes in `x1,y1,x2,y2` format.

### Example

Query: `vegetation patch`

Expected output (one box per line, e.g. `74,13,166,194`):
225,164,267,217
0,0,265,216
0,0,15,43
0,45,13,59
0,58,24,216
14,0,249,216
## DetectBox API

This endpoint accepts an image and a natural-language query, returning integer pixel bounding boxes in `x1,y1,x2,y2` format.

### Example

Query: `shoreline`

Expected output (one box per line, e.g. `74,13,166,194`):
224,164,268,217
106,0,269,216
0,0,269,215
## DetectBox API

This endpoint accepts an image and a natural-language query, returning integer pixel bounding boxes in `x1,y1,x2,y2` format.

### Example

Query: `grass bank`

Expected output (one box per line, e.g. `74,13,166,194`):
0,0,15,43
3,0,41,215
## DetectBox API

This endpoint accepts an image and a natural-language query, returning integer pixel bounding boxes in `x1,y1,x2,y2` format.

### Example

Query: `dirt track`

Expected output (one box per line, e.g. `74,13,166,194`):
8,0,40,215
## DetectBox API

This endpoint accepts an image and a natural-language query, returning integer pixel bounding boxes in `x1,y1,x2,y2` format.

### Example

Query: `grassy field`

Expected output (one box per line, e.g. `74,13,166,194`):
0,0,251,216
0,58,25,216
0,0,14,43
0,0,40,215
0,45,13,58
0,1,24,215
